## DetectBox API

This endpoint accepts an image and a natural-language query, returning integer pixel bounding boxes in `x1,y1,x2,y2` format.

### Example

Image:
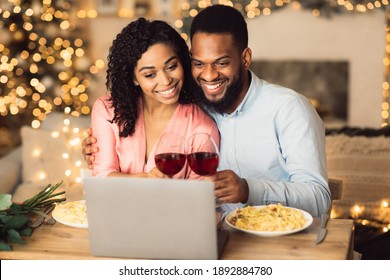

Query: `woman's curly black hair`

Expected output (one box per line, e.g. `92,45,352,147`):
106,18,195,137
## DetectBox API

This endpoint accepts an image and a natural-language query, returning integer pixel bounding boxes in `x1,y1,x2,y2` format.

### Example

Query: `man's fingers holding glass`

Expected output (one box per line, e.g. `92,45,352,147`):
85,154,94,164
83,135,97,146
82,144,98,157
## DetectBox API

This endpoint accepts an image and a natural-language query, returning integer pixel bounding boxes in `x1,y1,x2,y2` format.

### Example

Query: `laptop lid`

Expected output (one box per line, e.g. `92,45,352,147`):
83,177,218,260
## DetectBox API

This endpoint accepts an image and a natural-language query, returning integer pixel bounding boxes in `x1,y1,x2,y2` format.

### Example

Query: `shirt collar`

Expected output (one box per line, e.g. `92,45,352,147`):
220,70,262,117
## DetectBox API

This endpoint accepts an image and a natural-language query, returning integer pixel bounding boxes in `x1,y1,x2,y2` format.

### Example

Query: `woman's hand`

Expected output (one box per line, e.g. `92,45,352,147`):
108,167,168,178
147,167,169,178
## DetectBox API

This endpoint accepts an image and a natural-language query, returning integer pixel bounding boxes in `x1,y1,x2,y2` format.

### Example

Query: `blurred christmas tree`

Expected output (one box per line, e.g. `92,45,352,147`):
0,0,102,130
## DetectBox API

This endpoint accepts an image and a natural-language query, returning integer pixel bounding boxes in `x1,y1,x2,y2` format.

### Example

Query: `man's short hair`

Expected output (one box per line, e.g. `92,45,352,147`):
190,4,248,53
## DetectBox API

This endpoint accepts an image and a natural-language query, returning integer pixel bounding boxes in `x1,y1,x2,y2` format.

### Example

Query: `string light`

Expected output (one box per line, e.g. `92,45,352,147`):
32,148,41,157
179,0,389,38
351,204,364,218
383,9,390,126
332,200,390,231
38,171,47,180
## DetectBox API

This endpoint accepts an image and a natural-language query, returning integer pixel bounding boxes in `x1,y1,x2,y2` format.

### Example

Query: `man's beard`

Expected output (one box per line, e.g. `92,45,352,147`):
194,71,244,114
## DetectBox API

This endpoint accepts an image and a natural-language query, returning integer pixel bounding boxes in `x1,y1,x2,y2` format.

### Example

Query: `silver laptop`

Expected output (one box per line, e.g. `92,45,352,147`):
83,177,219,260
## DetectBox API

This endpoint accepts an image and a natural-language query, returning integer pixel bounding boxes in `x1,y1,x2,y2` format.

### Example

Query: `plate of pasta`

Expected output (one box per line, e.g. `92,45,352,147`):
225,204,313,237
52,200,88,228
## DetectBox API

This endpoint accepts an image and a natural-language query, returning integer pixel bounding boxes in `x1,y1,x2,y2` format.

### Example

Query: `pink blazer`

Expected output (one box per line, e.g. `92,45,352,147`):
91,95,220,179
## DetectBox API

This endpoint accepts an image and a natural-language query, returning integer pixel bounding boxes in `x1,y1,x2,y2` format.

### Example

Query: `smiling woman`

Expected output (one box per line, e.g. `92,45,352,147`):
90,17,220,179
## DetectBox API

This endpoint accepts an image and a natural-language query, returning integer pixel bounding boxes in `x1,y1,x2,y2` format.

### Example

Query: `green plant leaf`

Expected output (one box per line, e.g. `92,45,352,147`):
7,229,26,244
0,181,66,251
9,203,31,214
0,194,12,211
19,227,32,237
0,241,12,251
0,214,9,223
2,215,30,230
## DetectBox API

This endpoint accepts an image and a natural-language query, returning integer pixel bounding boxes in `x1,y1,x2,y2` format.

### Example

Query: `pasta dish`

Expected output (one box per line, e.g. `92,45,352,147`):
227,203,307,232
52,200,88,225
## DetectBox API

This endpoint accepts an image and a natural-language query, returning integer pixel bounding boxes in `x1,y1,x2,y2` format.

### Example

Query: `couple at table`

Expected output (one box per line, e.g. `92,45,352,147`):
83,5,331,218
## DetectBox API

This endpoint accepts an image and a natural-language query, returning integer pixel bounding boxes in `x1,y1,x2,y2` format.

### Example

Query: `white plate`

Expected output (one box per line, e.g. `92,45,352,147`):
225,205,313,237
52,200,88,228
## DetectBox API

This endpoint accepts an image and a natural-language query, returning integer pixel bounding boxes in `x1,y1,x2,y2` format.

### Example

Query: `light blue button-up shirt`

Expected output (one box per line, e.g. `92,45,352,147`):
210,71,331,217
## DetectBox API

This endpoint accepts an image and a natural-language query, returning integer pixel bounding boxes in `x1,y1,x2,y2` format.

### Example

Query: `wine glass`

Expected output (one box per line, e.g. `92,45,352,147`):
154,132,186,177
187,132,219,176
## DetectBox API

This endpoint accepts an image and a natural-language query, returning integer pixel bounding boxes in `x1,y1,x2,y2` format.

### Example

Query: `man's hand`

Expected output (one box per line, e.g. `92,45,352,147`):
208,170,249,204
81,128,99,170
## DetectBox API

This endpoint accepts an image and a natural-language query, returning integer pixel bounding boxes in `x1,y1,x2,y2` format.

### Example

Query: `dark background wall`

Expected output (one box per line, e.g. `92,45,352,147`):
250,60,349,122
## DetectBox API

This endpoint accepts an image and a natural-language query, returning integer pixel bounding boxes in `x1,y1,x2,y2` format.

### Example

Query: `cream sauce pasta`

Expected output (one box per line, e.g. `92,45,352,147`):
228,203,307,231
53,200,88,225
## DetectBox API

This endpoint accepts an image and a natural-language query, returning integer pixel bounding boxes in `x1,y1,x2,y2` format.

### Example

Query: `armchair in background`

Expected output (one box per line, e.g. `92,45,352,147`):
0,112,90,202
325,126,390,258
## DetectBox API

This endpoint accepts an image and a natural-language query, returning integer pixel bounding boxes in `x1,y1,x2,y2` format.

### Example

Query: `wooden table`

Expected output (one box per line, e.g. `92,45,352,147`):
0,217,354,260
222,218,354,259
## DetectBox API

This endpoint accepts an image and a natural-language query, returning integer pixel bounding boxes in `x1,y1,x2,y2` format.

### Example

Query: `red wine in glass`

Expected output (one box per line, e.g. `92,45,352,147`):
187,152,219,176
187,132,219,176
155,153,186,176
155,132,186,176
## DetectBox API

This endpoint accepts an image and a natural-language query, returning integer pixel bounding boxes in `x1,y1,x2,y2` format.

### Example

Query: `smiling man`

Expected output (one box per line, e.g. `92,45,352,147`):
82,5,331,218
188,5,330,217
190,32,249,114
